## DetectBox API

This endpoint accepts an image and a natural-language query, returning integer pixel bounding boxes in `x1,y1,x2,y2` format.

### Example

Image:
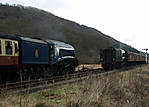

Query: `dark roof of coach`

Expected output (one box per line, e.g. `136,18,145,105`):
0,32,19,40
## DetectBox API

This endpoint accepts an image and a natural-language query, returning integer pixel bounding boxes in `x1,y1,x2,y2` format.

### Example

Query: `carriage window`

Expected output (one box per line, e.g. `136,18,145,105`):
0,40,1,54
14,43,18,53
5,41,12,55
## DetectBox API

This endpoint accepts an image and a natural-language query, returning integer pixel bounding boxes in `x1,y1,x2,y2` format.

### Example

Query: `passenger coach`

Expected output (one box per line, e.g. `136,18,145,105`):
0,33,19,69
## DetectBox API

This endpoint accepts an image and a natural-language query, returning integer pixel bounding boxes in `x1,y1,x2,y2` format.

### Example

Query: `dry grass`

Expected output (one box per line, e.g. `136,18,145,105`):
0,64,149,107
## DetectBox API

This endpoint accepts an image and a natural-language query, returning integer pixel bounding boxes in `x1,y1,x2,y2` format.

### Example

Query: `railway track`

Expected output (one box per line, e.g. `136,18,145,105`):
0,68,105,94
0,65,135,94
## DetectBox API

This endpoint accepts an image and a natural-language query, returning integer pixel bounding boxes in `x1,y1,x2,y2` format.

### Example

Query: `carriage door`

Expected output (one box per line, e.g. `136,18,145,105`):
13,41,19,65
0,40,1,56
13,41,19,57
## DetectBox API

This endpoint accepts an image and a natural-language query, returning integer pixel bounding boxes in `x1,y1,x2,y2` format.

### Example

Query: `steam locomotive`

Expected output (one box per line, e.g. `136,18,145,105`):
0,32,78,81
100,47,147,70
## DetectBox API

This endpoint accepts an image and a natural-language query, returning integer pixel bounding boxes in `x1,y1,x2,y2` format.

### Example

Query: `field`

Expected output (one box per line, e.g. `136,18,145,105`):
0,64,149,107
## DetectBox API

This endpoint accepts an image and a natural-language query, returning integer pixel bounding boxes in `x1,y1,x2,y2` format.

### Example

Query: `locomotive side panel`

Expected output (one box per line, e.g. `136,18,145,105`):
20,39,49,64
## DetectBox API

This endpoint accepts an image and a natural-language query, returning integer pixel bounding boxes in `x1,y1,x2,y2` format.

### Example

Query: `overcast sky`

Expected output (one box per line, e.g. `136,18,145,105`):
1,0,149,51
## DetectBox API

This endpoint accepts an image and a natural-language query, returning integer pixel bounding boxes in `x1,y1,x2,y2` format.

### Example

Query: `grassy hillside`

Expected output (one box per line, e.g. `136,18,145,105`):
0,65,149,106
0,4,139,63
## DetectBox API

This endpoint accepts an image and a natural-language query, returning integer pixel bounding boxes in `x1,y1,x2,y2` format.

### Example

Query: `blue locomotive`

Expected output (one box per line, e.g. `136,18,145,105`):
0,32,78,81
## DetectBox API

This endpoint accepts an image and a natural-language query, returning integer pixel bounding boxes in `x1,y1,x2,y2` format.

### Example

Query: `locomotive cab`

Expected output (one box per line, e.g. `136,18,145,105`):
46,39,78,74
46,40,77,64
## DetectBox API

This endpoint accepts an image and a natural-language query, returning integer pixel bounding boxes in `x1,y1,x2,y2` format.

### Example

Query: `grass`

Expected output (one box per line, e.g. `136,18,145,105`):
0,64,149,107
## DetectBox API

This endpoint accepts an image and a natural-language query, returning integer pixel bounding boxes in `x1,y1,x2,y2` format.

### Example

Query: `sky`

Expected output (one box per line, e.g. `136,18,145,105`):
0,0,149,51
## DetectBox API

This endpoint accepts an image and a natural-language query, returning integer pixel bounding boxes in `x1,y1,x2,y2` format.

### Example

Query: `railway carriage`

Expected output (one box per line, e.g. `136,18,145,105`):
0,33,19,82
125,51,146,65
0,33,19,68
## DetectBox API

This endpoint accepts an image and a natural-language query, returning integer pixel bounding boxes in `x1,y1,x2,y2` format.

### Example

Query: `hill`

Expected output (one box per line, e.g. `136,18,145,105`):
0,4,139,63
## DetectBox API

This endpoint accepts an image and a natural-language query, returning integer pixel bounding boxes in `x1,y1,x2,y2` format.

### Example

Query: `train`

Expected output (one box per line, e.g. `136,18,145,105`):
100,47,147,70
0,32,78,81
0,31,148,82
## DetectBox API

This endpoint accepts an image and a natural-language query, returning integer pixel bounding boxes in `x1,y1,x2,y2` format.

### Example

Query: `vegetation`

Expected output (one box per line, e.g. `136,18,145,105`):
0,4,139,63
0,64,149,107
